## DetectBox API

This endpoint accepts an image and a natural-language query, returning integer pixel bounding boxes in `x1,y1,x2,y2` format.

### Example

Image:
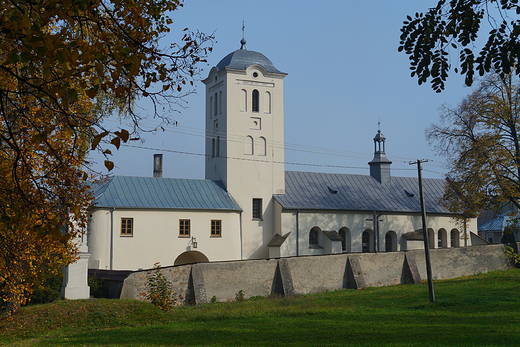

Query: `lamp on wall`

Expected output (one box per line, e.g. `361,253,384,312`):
190,237,197,249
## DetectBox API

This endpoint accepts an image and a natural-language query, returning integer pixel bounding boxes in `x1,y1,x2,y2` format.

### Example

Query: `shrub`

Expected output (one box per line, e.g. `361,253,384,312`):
504,246,520,267
27,272,63,306
147,263,176,311
235,290,245,302
88,275,106,298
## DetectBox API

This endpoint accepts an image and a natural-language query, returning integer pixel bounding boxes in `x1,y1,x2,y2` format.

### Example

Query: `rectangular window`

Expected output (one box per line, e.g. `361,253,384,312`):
252,198,262,220
211,220,222,237
179,219,190,237
121,218,133,236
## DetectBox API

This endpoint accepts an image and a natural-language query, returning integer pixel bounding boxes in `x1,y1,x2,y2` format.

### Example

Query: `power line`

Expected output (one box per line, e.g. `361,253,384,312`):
100,117,447,168
115,143,423,171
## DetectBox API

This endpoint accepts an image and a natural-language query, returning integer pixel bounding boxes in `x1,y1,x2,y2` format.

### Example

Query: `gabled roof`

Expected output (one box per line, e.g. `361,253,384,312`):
479,214,510,232
274,171,451,214
92,176,241,211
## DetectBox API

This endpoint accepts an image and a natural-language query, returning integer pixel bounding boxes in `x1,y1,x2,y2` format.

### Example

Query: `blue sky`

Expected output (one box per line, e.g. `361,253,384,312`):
88,0,474,180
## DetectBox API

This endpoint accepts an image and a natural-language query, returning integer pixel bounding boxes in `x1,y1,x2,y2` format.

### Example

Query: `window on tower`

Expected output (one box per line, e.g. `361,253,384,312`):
219,91,222,114
240,89,247,111
252,89,259,112
245,136,253,155
214,93,218,117
258,137,266,156
265,91,271,114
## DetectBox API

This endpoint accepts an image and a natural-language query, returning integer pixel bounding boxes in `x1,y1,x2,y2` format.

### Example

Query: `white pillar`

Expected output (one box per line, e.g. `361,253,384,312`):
61,235,91,299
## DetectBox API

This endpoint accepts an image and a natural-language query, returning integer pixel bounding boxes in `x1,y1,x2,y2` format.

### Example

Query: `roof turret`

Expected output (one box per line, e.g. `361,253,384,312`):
368,126,392,185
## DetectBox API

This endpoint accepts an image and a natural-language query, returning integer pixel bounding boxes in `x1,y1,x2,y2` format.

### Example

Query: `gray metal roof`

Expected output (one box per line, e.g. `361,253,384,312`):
267,232,291,247
92,176,242,211
479,214,508,232
216,49,286,74
274,171,452,214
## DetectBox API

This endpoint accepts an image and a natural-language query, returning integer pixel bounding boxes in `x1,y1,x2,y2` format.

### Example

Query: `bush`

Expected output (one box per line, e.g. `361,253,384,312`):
88,275,106,298
504,246,520,267
27,272,63,306
235,290,245,302
147,263,176,311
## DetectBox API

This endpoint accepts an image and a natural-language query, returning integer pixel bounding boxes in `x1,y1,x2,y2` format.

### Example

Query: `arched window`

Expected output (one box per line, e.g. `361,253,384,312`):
210,96,213,117
339,229,346,252
214,93,218,117
216,136,220,157
428,228,435,249
219,91,222,114
264,91,271,113
252,89,259,112
362,230,371,253
258,137,266,156
240,89,247,111
450,229,460,248
245,136,253,155
385,231,397,252
309,227,319,246
211,138,215,158
339,228,350,253
438,229,447,248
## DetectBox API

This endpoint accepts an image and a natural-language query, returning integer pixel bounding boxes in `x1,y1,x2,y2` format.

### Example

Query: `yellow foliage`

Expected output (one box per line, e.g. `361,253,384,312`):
0,0,213,316
427,74,520,221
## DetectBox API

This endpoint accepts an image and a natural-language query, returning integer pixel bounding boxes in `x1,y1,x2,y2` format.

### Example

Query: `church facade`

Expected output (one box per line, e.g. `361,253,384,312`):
84,40,481,272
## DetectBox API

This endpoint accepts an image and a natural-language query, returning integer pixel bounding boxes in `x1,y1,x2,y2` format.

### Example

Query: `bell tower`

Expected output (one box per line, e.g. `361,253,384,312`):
203,39,287,259
368,125,392,185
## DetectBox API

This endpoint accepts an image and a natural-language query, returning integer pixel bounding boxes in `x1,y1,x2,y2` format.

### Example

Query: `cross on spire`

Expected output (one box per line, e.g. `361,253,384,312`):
240,20,247,50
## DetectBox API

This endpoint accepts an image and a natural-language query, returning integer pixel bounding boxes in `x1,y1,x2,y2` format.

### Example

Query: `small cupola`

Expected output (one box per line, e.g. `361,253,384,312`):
368,126,392,185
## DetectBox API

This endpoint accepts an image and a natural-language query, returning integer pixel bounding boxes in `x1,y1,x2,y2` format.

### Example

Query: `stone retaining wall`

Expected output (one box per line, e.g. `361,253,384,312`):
119,243,514,304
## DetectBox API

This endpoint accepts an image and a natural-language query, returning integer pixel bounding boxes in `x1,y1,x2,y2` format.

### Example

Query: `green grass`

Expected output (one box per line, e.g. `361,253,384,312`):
2,269,520,346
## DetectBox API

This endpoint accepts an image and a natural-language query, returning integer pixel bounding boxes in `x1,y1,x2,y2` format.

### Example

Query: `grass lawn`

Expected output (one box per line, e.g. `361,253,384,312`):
1,269,520,346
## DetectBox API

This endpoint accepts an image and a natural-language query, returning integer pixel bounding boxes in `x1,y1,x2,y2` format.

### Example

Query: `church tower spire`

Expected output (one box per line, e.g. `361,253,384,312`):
368,124,392,185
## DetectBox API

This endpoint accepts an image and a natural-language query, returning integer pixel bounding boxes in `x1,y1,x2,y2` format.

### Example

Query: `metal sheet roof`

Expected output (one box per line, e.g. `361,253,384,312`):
479,215,508,232
274,171,451,214
92,176,242,211
216,49,286,74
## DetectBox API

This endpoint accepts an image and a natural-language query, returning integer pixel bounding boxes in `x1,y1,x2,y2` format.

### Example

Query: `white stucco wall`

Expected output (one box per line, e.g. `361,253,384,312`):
278,210,477,257
88,208,241,271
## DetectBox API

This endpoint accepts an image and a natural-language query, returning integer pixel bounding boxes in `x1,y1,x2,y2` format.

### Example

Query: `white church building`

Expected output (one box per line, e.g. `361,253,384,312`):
82,39,482,275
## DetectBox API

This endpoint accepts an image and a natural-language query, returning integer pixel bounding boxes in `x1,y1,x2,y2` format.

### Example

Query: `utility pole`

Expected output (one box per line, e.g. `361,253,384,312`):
410,159,435,303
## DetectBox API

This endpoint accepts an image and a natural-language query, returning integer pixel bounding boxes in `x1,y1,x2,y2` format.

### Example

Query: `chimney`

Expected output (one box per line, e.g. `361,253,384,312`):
153,154,163,178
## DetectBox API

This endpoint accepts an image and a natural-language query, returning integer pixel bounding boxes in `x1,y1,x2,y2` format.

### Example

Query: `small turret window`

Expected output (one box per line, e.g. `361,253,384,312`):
252,89,259,112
